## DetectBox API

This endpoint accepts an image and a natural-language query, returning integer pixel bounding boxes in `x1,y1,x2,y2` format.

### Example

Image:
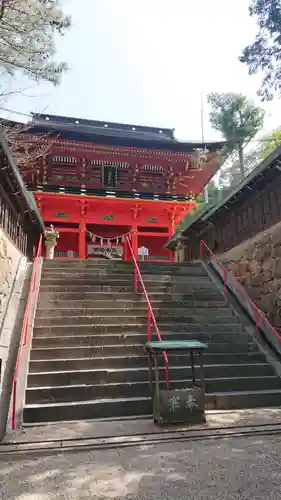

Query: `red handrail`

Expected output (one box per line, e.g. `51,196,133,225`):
11,234,43,430
200,239,281,341
125,236,170,388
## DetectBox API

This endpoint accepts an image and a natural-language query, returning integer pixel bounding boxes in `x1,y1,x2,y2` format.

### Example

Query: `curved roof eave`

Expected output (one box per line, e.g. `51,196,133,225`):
166,143,281,249
28,122,226,153
0,126,45,232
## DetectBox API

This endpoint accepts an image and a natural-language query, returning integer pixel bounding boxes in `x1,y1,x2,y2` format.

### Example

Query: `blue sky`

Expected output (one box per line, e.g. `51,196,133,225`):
2,0,281,141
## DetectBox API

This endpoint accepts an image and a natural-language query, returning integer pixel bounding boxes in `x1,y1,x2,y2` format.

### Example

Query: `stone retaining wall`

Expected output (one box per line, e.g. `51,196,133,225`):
219,221,281,329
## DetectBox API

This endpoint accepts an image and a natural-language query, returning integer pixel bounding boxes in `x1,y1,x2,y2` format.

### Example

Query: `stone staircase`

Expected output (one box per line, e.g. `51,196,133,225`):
23,260,281,424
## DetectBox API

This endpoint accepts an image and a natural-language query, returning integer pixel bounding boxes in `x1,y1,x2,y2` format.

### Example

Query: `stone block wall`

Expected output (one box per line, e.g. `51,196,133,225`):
219,221,281,329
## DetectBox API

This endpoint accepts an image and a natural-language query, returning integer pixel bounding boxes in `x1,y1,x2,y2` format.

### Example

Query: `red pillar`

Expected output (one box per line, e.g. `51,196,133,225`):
79,221,86,259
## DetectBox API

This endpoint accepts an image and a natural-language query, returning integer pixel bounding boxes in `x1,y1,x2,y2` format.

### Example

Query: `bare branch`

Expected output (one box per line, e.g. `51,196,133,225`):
0,0,5,22
2,122,56,171
0,84,39,100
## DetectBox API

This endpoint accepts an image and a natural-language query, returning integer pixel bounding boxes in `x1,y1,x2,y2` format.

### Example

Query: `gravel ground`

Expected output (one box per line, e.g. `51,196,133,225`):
1,434,281,499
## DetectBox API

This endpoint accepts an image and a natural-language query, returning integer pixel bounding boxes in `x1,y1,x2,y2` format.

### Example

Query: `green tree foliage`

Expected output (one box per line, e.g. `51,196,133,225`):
207,93,265,179
240,0,281,101
0,0,71,85
261,126,281,158
220,146,262,190
202,182,222,205
176,182,225,232
176,147,262,232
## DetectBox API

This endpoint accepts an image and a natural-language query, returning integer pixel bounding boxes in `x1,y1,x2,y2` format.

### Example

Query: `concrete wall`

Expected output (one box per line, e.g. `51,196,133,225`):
219,221,281,329
0,228,22,327
0,229,28,440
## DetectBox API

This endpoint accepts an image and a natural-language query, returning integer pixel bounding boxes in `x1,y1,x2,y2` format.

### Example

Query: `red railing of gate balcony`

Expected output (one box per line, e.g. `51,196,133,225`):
11,234,43,430
200,239,281,342
125,236,170,388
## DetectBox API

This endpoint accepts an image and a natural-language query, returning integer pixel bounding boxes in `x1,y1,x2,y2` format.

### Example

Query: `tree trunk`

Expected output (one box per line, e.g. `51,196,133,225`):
237,142,245,180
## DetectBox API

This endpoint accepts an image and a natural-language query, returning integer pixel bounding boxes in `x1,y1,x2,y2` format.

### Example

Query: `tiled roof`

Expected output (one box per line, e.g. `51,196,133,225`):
29,113,225,152
30,114,176,142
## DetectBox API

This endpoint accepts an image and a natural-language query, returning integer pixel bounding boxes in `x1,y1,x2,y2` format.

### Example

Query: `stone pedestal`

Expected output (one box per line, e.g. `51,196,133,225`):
146,340,207,425
153,386,205,425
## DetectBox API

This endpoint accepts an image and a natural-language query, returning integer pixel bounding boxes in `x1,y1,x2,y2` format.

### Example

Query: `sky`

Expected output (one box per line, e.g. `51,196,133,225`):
2,0,281,141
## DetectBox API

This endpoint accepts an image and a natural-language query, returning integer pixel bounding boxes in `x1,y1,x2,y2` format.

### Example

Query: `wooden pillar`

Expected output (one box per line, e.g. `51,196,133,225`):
168,232,174,262
79,221,86,259
131,228,138,261
123,238,128,261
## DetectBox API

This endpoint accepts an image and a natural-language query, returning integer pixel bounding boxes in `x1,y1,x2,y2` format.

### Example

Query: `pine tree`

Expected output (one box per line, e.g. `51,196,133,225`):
0,0,71,85
207,93,264,179
240,0,281,100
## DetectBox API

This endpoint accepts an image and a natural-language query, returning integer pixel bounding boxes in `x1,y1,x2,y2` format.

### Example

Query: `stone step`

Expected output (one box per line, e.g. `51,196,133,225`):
40,276,213,287
139,263,202,269
31,331,253,347
40,278,134,286
34,307,233,320
42,261,200,270
42,262,120,266
42,272,208,280
30,342,257,360
30,345,145,360
31,334,253,350
28,352,266,372
23,257,281,424
32,322,244,337
141,269,206,276
42,270,135,276
34,313,239,328
206,389,281,411
27,363,276,387
42,263,205,271
23,389,281,423
38,283,218,293
23,396,152,423
37,291,223,302
25,376,281,405
42,268,207,278
37,299,227,310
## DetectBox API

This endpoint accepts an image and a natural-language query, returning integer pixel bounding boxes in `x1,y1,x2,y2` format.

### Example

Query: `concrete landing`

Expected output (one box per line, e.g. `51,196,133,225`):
3,408,281,454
